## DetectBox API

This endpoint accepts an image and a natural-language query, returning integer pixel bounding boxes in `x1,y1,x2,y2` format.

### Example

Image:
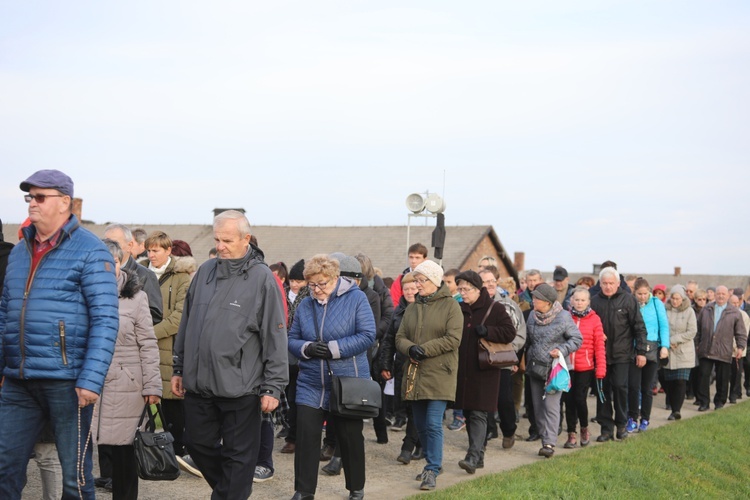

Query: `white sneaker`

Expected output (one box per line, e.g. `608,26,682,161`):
176,454,204,478
253,465,274,483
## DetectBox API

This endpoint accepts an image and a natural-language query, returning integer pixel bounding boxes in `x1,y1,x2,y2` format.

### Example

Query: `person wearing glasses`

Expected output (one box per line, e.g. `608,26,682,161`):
452,271,515,474
287,254,376,500
0,170,119,498
395,260,463,491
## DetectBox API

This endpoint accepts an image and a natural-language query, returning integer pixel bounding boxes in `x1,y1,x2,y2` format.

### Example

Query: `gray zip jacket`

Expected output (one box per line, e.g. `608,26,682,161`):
173,245,288,399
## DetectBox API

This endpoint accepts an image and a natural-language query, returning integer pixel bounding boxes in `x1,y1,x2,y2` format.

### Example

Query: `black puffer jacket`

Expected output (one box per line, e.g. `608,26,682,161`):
590,288,647,364
376,296,408,374
373,275,394,342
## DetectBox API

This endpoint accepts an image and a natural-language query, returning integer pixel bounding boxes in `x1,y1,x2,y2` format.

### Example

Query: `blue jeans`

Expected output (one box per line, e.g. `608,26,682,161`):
410,400,448,473
0,378,95,499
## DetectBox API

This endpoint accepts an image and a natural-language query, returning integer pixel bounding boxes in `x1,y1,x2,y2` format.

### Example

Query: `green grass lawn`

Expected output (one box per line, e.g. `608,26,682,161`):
413,403,750,499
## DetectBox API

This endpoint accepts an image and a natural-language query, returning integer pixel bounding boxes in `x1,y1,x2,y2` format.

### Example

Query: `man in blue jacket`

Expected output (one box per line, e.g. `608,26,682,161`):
0,169,119,499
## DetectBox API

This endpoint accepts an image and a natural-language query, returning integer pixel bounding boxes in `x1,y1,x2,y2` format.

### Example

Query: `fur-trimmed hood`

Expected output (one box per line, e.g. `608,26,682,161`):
117,269,143,299
172,255,197,275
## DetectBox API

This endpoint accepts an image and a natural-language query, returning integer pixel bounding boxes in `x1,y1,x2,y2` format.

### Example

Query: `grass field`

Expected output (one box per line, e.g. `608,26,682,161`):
412,403,750,499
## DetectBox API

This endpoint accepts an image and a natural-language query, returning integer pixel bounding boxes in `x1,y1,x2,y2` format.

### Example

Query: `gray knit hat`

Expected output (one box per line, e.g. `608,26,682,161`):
337,255,363,279
532,283,557,304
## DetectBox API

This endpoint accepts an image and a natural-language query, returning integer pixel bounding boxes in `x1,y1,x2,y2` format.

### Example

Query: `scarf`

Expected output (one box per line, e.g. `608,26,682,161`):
570,306,591,318
149,257,171,279
534,301,563,326
416,290,439,304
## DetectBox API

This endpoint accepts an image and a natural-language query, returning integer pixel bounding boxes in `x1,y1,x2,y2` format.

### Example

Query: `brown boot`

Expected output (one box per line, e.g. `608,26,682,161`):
563,432,577,449
580,427,590,447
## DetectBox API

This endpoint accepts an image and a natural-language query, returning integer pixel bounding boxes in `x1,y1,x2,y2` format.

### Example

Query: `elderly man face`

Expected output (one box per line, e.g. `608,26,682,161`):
525,273,543,291
686,282,697,300
479,270,497,297
729,295,741,308
103,227,133,261
214,219,250,259
600,274,620,297
714,286,729,306
553,276,569,292
26,188,70,232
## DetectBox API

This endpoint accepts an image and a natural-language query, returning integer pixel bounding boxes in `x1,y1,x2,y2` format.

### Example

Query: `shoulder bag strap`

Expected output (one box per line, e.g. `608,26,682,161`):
480,302,496,326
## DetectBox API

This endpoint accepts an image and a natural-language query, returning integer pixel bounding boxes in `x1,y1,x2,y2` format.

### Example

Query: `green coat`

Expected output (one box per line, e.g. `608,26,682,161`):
154,256,193,398
395,283,463,402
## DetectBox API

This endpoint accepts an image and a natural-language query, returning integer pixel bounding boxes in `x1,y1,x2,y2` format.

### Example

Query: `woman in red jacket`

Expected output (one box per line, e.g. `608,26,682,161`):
563,287,606,447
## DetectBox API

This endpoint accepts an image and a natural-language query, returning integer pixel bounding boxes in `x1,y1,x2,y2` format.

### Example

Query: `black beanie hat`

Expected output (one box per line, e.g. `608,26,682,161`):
289,259,305,281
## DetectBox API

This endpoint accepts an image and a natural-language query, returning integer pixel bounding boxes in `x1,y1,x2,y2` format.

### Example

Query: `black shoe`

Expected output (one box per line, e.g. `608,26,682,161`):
411,447,424,460
746,389,750,397
390,418,406,431
616,427,628,440
458,456,478,474
668,412,681,420
276,427,289,439
525,433,540,442
698,405,709,412
729,399,737,404
291,492,315,500
320,444,335,461
715,404,725,409
94,477,111,488
538,445,555,458
376,433,389,444
349,489,364,500
396,450,412,465
596,433,613,442
321,457,342,476
104,479,112,492
693,400,701,406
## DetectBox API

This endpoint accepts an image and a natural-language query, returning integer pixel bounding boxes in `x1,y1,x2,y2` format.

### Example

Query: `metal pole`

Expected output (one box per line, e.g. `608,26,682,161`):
406,214,412,269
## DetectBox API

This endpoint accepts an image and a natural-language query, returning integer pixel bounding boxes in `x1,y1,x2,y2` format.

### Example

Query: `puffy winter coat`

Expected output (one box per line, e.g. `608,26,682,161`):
373,275,394,342
454,289,516,412
0,216,119,394
289,277,376,410
527,308,582,369
153,256,192,398
639,296,670,348
590,289,647,364
94,270,161,445
665,299,697,370
377,297,408,374
570,310,606,378
395,283,463,402
696,303,747,363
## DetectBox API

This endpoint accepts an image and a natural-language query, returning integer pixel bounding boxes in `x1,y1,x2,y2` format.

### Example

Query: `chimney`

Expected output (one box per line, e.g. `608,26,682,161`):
72,198,83,222
674,266,681,277
514,252,525,271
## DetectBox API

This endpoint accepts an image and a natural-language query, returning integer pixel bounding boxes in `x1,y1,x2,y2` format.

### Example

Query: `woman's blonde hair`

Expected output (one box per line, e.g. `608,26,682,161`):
304,254,340,280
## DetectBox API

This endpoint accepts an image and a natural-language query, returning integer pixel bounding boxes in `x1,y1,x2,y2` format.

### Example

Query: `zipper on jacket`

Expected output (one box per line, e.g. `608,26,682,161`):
59,321,68,365
168,285,173,309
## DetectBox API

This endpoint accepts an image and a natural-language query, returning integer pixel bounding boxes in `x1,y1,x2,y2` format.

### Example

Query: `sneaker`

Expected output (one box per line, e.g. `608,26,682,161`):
563,432,577,449
538,445,554,458
276,427,289,439
253,465,274,483
580,427,591,447
390,418,406,431
415,467,442,480
176,454,203,478
626,418,637,433
447,416,466,431
419,470,437,490
638,419,649,432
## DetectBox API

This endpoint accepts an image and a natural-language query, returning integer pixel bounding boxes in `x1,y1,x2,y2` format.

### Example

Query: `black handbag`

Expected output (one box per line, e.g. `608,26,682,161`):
328,360,382,419
133,403,181,481
527,359,551,382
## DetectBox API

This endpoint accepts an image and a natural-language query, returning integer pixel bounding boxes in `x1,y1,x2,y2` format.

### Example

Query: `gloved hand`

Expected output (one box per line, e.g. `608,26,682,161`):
304,341,333,359
409,345,426,362
473,325,488,338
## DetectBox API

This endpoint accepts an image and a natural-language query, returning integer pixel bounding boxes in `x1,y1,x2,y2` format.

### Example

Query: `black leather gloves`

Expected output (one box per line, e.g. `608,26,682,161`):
473,325,488,338
409,345,426,361
304,341,333,359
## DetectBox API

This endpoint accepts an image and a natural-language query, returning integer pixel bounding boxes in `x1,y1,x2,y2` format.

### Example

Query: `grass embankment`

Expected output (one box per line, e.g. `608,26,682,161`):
414,403,750,499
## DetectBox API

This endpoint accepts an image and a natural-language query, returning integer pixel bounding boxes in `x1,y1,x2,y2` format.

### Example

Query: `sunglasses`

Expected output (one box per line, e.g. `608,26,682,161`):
24,193,65,204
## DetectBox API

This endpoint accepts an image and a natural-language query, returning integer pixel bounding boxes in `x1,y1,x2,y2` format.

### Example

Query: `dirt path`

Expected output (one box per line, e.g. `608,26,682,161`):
22,392,739,499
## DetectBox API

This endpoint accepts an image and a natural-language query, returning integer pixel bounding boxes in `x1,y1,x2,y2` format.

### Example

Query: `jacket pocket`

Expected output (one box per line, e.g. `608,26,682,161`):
58,321,68,366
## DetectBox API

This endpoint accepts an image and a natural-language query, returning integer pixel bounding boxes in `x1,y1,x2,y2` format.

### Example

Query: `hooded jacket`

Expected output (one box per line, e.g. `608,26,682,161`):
590,288,648,364
695,302,747,363
288,277,376,410
665,297,697,370
570,310,606,378
454,288,516,412
639,295,670,348
94,270,161,445
0,215,119,394
395,283,463,402
173,245,288,399
376,295,408,374
154,256,192,398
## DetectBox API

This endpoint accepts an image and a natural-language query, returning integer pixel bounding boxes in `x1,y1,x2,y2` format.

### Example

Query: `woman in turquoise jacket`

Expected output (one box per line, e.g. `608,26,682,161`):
627,278,669,432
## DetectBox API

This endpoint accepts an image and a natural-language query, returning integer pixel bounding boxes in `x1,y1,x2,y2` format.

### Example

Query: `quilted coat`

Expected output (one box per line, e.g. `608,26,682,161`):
570,310,607,378
0,215,119,394
665,298,697,370
94,270,161,445
288,277,376,410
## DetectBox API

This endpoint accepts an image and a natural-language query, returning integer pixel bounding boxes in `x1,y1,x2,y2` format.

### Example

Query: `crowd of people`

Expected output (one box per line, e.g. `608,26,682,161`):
1,169,749,500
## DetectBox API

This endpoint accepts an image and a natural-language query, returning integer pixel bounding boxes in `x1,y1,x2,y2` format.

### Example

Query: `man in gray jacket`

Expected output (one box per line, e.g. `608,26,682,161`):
172,210,288,499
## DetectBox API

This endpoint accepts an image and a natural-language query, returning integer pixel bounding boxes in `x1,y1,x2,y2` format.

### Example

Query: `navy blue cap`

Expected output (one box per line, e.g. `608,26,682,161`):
20,169,74,197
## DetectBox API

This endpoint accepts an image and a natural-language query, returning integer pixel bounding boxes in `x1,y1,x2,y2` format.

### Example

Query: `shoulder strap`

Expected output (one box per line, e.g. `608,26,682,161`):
480,302,496,326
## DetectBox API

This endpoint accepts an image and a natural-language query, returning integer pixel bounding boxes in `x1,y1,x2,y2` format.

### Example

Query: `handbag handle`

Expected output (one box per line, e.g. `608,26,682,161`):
138,403,170,433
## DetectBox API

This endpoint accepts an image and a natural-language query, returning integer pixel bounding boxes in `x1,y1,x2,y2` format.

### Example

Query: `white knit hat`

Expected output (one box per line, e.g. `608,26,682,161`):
410,260,444,287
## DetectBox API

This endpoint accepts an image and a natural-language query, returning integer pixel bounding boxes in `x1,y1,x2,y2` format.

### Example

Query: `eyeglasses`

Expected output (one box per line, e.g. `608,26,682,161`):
24,194,65,204
695,298,707,302
482,279,497,285
414,278,430,285
307,280,330,290
457,287,475,293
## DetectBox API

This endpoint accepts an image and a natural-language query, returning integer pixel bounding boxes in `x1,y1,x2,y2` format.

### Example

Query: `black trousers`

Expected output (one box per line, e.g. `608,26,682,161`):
628,360,659,421
599,363,629,435
400,403,421,453
497,369,517,438
161,398,186,456
111,444,138,500
97,443,113,478
523,374,537,435
565,369,594,432
284,364,299,444
663,379,686,413
697,358,731,407
295,405,365,494
183,393,261,500
730,357,743,400
256,419,275,470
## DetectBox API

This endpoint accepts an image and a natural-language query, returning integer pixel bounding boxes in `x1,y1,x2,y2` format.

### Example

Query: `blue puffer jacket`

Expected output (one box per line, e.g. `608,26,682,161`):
640,296,670,348
288,277,376,410
0,215,119,394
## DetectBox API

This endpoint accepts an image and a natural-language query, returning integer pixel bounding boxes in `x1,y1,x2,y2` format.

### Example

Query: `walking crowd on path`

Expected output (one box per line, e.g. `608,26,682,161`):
0,169,748,500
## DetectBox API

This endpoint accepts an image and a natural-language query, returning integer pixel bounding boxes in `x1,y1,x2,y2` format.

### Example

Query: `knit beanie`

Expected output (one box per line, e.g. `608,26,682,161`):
289,259,305,281
411,260,444,287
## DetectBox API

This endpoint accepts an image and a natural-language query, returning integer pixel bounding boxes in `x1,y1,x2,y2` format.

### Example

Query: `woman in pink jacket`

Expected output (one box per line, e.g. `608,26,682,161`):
563,287,606,448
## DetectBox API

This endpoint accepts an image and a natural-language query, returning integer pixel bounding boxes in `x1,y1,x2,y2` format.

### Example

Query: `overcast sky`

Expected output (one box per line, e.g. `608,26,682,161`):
1,1,748,275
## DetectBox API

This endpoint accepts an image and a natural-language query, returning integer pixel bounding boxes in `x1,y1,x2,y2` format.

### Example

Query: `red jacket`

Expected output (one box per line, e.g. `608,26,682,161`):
571,310,606,379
